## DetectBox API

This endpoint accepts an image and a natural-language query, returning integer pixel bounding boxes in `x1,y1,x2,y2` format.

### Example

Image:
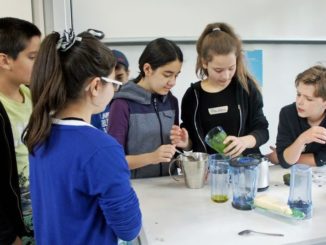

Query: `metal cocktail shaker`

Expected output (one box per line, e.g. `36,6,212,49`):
257,157,270,191
248,154,269,192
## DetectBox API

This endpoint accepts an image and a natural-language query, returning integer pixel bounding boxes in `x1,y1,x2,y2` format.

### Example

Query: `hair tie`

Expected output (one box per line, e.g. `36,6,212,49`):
86,29,105,40
56,29,82,52
212,27,221,32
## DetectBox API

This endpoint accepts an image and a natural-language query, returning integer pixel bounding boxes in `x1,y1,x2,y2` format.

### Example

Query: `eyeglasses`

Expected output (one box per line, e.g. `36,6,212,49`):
100,77,123,91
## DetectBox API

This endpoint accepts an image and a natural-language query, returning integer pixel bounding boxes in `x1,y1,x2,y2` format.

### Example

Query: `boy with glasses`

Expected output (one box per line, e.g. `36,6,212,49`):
91,50,130,132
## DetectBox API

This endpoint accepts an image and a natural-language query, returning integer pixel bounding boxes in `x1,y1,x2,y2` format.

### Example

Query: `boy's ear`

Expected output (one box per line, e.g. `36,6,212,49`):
0,53,11,70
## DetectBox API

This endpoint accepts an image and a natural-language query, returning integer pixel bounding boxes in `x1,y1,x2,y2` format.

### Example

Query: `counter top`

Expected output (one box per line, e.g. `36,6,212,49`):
132,165,326,245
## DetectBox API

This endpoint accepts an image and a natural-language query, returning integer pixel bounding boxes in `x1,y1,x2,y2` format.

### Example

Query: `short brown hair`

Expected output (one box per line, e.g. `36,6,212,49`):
295,65,326,100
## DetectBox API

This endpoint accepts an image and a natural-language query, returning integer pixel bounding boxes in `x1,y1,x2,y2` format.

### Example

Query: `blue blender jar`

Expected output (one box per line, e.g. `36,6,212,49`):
230,157,260,210
288,164,313,219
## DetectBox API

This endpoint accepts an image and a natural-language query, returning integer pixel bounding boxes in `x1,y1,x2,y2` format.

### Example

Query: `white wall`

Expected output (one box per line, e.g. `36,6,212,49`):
0,0,33,21
109,43,326,154
0,0,46,35
71,0,326,42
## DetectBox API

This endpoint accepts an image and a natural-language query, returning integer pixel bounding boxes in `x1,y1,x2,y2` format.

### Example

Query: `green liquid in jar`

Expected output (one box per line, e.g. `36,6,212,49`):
208,132,227,154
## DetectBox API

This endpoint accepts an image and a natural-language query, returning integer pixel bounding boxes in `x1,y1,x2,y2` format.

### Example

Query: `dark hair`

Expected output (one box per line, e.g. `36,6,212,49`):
24,31,116,153
0,17,41,59
196,22,259,94
134,38,183,83
295,65,326,100
116,63,128,72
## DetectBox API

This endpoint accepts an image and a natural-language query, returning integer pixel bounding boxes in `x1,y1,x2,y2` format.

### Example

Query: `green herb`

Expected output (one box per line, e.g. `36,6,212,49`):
283,173,290,186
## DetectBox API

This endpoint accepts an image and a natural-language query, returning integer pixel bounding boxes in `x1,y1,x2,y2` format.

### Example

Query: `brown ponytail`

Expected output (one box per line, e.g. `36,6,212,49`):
23,31,115,153
196,22,260,94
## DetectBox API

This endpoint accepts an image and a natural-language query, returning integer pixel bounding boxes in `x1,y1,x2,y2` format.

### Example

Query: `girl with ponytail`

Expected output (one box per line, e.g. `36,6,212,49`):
23,30,141,244
171,22,269,158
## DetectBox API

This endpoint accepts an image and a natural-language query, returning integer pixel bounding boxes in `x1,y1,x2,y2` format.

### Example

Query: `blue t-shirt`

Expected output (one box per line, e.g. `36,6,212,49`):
91,104,110,132
29,119,142,245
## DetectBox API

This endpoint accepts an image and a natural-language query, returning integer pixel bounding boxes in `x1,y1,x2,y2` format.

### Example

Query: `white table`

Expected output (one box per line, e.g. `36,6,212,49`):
132,165,326,245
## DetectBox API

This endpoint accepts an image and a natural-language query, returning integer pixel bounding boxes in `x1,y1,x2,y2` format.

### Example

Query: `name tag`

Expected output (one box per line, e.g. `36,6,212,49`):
208,106,228,115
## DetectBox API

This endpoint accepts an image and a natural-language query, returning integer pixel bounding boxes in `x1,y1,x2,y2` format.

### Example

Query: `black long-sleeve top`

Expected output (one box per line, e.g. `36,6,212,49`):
181,78,269,155
276,103,326,168
0,102,29,244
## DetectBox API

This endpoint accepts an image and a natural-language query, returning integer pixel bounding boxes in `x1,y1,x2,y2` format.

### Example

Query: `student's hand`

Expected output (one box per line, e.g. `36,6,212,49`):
12,236,22,245
223,135,256,158
223,135,247,158
170,125,190,150
151,144,176,164
299,126,326,145
265,146,279,164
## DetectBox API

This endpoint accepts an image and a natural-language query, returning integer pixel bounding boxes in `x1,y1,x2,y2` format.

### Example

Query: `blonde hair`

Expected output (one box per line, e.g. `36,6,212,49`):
196,22,259,94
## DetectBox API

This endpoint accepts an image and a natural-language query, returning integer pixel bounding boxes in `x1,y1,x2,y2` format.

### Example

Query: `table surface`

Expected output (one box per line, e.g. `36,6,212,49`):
131,165,326,245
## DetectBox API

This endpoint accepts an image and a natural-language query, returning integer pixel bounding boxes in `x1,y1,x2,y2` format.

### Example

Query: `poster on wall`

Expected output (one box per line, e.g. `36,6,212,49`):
245,50,263,86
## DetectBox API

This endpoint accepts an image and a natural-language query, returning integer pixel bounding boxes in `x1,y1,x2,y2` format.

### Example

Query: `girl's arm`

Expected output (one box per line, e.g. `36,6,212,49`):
126,144,176,169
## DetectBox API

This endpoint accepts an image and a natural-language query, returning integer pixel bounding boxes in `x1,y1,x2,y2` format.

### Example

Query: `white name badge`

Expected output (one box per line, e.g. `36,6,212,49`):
208,106,228,115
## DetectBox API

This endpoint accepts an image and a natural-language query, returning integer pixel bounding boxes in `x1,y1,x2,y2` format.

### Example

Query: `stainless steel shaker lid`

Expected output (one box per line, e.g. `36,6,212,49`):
230,156,260,167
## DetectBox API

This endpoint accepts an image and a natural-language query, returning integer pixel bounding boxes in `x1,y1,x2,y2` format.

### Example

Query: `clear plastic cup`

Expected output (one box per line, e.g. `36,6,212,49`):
209,154,230,203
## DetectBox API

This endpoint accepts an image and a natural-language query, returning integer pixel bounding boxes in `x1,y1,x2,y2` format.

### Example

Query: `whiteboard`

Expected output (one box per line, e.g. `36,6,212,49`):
71,0,326,41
